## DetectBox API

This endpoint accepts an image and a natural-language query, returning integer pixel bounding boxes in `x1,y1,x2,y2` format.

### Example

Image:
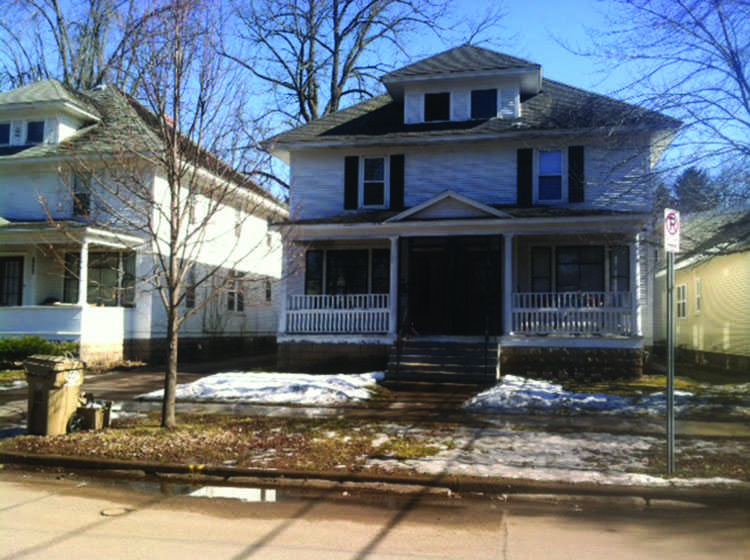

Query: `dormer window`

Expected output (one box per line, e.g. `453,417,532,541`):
424,92,450,122
0,123,9,145
471,89,497,119
25,121,44,144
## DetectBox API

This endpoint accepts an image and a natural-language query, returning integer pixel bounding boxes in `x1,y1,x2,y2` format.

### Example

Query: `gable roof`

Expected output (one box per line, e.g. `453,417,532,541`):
381,44,538,82
385,190,512,222
0,79,100,119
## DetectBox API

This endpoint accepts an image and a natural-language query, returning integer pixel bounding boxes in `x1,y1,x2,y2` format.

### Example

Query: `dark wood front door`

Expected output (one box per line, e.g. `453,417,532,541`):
405,237,501,336
0,256,24,306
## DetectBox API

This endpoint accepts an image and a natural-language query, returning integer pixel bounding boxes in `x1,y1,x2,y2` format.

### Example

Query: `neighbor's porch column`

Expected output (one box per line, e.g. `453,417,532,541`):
631,233,640,336
78,239,90,305
389,236,399,335
503,234,514,335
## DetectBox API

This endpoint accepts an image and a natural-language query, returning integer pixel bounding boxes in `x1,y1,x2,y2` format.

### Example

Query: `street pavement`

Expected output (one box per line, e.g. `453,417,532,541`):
1,469,749,560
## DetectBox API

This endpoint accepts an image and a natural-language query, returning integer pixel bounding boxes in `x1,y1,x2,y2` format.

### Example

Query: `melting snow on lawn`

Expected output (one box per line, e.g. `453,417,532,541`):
464,375,750,417
367,425,749,487
138,371,384,405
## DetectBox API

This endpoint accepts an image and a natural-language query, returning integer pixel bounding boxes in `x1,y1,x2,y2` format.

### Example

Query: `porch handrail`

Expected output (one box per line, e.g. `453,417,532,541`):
512,291,633,336
286,293,390,334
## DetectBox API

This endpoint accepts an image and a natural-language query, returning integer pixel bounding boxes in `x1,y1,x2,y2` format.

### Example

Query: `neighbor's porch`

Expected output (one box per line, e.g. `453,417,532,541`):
0,221,143,364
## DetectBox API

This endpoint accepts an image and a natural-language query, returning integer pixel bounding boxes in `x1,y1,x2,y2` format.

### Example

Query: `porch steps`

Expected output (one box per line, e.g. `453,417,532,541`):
386,339,498,385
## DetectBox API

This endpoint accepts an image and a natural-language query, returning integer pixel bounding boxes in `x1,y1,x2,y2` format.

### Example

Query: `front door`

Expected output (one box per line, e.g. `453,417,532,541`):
404,237,501,335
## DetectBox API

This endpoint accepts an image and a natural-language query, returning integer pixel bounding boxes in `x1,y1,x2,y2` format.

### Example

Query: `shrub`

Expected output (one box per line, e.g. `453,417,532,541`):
0,336,78,366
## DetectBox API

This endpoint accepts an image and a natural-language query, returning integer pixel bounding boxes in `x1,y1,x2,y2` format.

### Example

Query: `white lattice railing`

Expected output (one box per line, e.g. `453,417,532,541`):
286,294,390,334
512,291,633,336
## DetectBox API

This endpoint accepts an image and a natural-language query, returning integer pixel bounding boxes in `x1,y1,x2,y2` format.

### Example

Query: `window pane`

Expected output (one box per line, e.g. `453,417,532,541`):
305,250,323,295
424,92,450,121
363,158,384,181
0,123,9,145
326,250,368,294
540,150,562,174
63,253,80,303
556,247,604,292
538,176,562,200
121,253,136,307
471,89,497,119
371,249,390,294
531,247,552,292
363,182,385,206
26,121,44,144
609,246,629,291
0,257,23,306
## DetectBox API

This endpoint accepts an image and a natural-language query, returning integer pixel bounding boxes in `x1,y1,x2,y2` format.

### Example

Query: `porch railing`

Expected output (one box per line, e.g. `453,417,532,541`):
512,291,633,336
286,294,390,334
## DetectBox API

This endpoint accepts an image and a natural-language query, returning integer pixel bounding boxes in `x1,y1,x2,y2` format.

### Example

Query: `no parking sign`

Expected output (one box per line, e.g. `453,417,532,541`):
664,208,680,253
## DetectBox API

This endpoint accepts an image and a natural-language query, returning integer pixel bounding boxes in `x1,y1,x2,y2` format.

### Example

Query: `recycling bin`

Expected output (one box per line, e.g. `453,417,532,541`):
23,355,84,436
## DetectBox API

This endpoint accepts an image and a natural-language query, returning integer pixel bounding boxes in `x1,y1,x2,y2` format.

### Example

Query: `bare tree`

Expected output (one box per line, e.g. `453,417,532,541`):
581,0,749,177
0,0,158,92
223,0,503,126
44,0,285,428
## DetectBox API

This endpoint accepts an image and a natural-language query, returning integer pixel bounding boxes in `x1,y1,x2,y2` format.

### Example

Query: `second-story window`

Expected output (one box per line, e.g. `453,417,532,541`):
0,123,10,145
362,157,387,207
537,150,564,202
471,89,497,119
424,92,450,122
25,121,44,144
73,174,91,217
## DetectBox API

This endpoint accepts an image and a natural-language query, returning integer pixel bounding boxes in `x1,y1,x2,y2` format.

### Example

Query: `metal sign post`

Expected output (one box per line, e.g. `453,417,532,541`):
664,208,680,474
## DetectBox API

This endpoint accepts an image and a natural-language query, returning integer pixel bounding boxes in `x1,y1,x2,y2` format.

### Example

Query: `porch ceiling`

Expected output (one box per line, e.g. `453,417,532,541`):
0,220,144,249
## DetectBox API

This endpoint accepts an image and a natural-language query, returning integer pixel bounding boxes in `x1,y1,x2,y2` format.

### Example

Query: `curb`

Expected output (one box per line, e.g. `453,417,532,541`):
2,451,748,509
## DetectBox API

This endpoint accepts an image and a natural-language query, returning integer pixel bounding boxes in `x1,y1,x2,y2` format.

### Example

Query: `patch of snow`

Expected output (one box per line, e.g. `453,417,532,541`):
464,375,750,418
138,371,384,406
0,380,27,391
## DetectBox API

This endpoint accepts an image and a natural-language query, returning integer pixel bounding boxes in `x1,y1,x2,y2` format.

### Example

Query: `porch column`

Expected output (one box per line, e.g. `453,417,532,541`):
503,234,514,335
278,243,290,335
78,239,90,305
631,234,640,336
388,236,399,335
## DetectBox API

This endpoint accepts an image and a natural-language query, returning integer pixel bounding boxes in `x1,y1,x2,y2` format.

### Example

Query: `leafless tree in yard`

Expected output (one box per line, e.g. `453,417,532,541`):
579,0,749,204
45,0,285,428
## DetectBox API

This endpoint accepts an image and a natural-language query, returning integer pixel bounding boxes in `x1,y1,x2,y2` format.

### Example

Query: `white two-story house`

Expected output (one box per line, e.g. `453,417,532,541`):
266,45,680,382
0,80,288,366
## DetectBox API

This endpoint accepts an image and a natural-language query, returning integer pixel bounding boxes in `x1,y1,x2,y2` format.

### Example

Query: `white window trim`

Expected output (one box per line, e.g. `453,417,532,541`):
359,156,390,209
423,91,451,123
534,149,568,204
695,277,702,314
677,283,687,319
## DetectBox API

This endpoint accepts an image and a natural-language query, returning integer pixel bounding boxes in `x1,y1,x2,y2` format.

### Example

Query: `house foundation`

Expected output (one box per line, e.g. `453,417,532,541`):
277,341,390,373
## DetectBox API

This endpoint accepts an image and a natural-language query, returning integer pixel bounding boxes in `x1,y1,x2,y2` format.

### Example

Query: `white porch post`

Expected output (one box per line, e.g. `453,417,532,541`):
388,236,399,335
631,234,640,336
503,234,514,335
278,243,289,335
78,239,90,305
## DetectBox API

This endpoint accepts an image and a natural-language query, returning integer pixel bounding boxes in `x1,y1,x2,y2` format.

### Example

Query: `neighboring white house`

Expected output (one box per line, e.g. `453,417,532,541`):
0,80,288,366
265,45,680,382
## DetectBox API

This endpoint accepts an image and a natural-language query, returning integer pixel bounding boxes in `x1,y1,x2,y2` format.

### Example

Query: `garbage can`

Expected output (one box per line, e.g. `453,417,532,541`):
23,355,84,436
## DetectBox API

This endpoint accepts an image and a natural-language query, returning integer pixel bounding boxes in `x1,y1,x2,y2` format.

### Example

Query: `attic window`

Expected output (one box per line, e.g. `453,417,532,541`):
471,89,497,119
0,123,9,145
424,92,450,122
26,121,44,144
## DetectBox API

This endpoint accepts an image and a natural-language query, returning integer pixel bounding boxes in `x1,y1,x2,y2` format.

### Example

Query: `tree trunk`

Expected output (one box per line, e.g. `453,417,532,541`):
161,306,179,428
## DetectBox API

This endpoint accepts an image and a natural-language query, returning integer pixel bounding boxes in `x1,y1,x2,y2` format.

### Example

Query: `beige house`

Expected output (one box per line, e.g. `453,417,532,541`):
654,210,750,372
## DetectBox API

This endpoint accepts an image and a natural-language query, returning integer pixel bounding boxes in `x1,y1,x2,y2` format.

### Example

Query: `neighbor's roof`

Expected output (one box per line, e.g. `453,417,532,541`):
677,209,750,262
381,44,538,82
266,46,680,150
0,82,285,210
0,79,100,118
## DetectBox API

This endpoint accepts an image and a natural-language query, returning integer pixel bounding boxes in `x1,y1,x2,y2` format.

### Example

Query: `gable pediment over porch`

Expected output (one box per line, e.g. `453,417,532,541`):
385,190,512,222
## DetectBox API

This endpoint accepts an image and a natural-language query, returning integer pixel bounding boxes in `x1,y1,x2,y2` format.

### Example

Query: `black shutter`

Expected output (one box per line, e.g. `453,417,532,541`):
568,145,585,203
517,148,533,207
389,154,405,210
344,156,359,210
